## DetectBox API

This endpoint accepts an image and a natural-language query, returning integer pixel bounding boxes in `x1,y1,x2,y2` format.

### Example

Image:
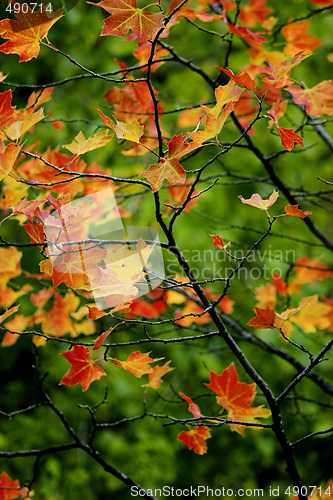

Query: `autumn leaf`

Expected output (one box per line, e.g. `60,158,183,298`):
98,110,144,143
217,67,256,90
113,351,163,377
290,295,331,333
146,361,174,389
0,90,15,129
12,197,46,219
89,0,164,43
63,130,113,155
247,306,276,329
239,0,273,27
205,363,271,435
0,304,19,324
259,50,310,86
0,7,62,62
87,304,109,320
178,426,211,455
267,110,304,151
281,20,322,57
228,23,267,44
141,134,190,192
284,204,312,218
209,233,231,251
287,81,333,117
238,189,279,210
180,392,203,418
0,471,23,500
0,143,21,181
59,344,106,391
92,326,114,350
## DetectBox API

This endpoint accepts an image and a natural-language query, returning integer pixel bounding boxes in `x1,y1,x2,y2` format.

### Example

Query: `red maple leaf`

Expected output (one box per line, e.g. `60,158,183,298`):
0,7,62,62
178,426,211,455
267,110,304,151
205,363,271,434
59,345,106,391
247,306,276,329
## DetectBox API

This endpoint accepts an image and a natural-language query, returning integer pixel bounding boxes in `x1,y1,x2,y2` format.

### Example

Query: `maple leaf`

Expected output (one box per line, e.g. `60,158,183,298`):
113,351,163,377
210,233,230,250
228,23,267,44
205,363,271,435
0,143,21,181
146,361,174,389
0,90,16,129
267,110,304,151
60,344,106,391
0,305,19,324
281,20,322,57
23,220,45,246
293,256,333,285
0,7,62,62
247,306,276,329
141,134,190,192
89,0,164,43
287,81,333,117
238,189,278,210
98,110,144,143
290,295,331,333
284,204,312,219
87,304,109,320
0,471,22,500
239,0,274,27
12,197,46,219
92,326,114,350
217,66,256,90
259,50,310,86
63,130,113,155
178,426,211,455
180,392,203,418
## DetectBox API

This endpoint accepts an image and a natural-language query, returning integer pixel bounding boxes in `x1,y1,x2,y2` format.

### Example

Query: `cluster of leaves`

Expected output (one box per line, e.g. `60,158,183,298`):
0,0,333,498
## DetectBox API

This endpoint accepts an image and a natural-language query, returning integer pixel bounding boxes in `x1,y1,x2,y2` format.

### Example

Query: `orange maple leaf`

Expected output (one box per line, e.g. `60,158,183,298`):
92,327,114,351
0,7,62,62
141,134,190,192
228,23,267,44
217,67,256,90
0,470,24,500
281,20,322,57
0,304,19,324
180,392,203,418
267,110,304,151
205,363,271,435
0,90,16,129
178,426,211,455
239,0,274,27
238,189,278,210
60,344,106,391
146,361,174,389
247,306,276,329
0,143,21,181
89,0,164,43
210,233,231,250
113,351,163,377
284,204,312,218
287,81,333,117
